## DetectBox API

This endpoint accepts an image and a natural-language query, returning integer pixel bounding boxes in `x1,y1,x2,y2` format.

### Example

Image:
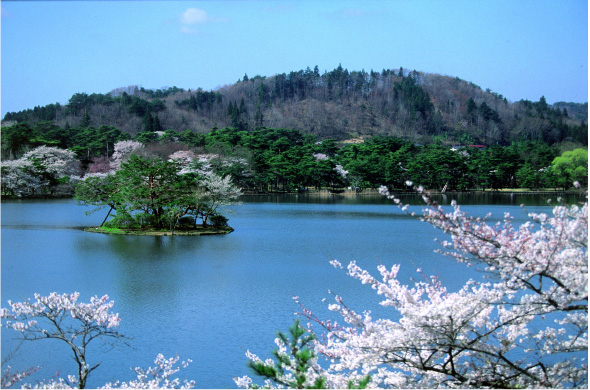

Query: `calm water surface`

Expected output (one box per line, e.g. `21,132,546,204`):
1,193,575,388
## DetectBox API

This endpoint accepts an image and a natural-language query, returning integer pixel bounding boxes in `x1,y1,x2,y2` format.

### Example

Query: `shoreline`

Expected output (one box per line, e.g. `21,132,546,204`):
241,188,585,196
84,226,234,236
1,188,584,201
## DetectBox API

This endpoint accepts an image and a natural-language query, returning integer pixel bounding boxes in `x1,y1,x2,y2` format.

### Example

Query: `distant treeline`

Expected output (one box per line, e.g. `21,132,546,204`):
2,123,586,193
2,65,587,146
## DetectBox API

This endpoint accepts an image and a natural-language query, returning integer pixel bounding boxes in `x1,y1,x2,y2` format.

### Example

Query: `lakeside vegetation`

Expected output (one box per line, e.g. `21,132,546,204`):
2,126,587,197
1,66,587,231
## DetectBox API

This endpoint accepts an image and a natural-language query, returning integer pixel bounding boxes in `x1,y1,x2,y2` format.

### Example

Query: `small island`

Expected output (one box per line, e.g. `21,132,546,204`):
75,149,242,235
84,225,233,236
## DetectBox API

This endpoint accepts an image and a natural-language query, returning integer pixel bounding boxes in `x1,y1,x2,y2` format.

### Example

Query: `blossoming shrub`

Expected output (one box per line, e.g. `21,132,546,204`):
1,294,194,389
238,186,588,388
1,292,123,388
102,354,195,389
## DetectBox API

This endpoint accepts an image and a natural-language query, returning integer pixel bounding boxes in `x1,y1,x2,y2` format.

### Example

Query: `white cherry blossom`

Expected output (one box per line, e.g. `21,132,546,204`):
239,186,588,388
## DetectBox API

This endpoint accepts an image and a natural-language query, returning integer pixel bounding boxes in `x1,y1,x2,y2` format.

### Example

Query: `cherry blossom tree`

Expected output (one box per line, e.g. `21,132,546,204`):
110,141,143,170
1,293,126,388
1,159,46,196
168,150,197,175
238,185,588,388
21,146,81,182
333,165,348,180
1,293,195,389
168,150,196,163
1,365,40,388
102,354,195,389
199,173,242,226
6,354,194,389
1,146,82,196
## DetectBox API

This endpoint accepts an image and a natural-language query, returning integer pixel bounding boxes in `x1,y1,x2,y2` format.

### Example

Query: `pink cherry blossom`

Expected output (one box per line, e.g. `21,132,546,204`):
1,292,125,388
238,187,588,388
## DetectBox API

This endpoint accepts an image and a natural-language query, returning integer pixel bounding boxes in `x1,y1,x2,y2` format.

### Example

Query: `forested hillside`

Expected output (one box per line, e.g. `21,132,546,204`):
3,65,587,146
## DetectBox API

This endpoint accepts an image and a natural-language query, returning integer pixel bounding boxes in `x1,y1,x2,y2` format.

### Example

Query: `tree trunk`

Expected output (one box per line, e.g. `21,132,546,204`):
100,206,114,227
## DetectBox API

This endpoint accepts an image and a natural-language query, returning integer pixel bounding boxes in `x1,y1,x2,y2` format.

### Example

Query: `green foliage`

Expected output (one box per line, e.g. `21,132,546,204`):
406,144,470,190
140,86,185,99
209,214,228,227
74,154,240,231
246,320,370,389
516,163,547,189
134,130,159,144
393,73,434,120
141,113,162,133
347,375,372,389
74,173,121,209
175,89,222,112
75,156,189,229
248,320,324,389
227,99,249,130
102,211,139,229
1,123,36,158
177,215,196,228
247,320,325,388
1,122,130,165
3,109,585,197
164,128,579,192
552,148,588,189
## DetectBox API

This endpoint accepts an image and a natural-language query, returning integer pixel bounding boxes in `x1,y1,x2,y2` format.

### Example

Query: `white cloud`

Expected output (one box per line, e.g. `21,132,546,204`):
178,8,227,34
181,8,208,25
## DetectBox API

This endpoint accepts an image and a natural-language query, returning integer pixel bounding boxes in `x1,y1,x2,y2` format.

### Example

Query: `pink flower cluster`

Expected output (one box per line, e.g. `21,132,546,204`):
1,292,120,334
103,354,195,389
237,185,587,388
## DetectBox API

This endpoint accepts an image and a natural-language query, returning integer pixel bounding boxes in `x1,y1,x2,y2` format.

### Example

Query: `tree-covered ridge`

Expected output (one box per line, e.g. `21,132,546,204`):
3,65,587,145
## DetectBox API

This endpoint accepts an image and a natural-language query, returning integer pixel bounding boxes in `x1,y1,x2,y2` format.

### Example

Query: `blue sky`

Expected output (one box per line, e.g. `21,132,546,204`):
1,0,587,117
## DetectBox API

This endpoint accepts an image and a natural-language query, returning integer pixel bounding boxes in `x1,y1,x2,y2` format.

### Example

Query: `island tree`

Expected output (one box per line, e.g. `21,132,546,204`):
74,153,241,232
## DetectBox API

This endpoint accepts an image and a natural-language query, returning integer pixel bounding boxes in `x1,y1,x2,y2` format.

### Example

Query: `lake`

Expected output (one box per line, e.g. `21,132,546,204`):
0,192,580,388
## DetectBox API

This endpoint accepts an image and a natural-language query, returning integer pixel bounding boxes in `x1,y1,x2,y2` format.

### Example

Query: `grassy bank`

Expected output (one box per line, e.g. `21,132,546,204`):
84,225,234,236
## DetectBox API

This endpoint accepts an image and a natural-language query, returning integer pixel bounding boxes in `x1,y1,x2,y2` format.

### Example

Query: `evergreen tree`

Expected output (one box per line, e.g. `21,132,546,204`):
80,111,92,127
142,112,154,132
239,320,371,389
466,98,478,124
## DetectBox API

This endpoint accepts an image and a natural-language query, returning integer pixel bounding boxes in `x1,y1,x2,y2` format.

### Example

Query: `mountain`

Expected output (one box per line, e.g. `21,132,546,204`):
3,65,587,146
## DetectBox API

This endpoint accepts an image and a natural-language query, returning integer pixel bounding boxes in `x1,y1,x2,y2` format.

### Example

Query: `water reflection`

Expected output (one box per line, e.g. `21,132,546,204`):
241,191,585,206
